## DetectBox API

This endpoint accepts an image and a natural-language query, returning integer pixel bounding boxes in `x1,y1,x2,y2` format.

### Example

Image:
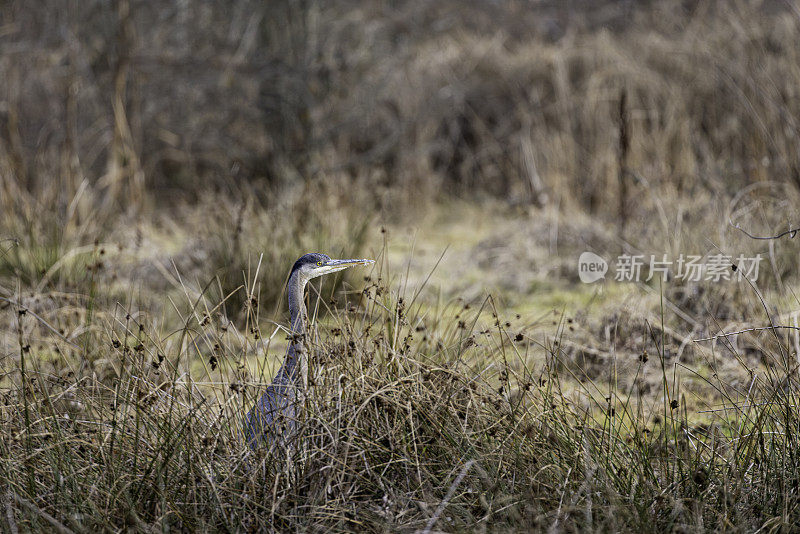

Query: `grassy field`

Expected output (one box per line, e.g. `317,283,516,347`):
4,0,800,532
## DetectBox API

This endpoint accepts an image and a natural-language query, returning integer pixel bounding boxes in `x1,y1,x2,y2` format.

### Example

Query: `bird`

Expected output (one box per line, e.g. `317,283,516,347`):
244,252,374,449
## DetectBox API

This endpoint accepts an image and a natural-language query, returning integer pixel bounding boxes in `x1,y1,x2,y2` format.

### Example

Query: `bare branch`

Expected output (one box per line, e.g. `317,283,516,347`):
693,325,800,342
730,221,800,240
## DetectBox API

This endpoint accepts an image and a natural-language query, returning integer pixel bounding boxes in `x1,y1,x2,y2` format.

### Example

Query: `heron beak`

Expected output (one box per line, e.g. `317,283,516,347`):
317,258,375,275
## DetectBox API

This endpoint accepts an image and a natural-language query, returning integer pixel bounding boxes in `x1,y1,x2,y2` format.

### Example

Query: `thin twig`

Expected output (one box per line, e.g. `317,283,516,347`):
420,460,475,534
13,494,75,534
693,325,800,342
0,296,82,349
730,221,800,240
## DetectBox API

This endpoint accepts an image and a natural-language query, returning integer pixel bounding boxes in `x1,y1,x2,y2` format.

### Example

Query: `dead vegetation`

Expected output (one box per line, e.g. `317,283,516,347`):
3,0,800,531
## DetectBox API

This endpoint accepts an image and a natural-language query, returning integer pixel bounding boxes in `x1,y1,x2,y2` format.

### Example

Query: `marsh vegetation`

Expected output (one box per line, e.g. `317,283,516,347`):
2,0,800,531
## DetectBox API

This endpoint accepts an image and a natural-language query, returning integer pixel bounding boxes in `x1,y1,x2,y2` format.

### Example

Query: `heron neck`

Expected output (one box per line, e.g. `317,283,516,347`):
288,272,307,335
277,271,308,386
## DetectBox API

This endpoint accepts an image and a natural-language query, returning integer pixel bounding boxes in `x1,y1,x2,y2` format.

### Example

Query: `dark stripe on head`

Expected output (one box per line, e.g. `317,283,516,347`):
289,253,330,277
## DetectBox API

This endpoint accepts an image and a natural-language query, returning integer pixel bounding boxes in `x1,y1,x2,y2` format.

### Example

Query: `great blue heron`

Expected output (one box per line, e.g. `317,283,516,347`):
244,252,374,448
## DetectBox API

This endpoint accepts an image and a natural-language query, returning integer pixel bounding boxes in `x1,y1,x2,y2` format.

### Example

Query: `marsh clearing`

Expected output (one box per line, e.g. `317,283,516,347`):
2,191,796,531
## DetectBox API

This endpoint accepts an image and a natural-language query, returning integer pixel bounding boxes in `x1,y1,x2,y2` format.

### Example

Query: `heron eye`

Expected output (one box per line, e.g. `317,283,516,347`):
316,261,323,266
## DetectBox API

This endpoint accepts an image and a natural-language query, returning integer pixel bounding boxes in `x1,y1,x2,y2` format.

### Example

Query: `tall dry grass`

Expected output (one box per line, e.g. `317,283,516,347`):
3,0,800,531
3,239,800,531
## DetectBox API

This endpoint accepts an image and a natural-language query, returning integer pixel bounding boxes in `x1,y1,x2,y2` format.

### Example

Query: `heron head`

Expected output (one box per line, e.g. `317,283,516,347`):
290,252,375,282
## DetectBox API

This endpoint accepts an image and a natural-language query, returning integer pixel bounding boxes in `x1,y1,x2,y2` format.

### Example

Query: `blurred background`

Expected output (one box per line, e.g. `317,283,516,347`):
5,0,800,206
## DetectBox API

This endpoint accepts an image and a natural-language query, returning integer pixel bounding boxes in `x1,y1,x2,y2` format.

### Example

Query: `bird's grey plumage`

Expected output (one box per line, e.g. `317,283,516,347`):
244,253,374,449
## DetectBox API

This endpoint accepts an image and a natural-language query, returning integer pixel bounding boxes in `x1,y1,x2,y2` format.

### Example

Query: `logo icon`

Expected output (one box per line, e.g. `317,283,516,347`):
578,252,607,283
